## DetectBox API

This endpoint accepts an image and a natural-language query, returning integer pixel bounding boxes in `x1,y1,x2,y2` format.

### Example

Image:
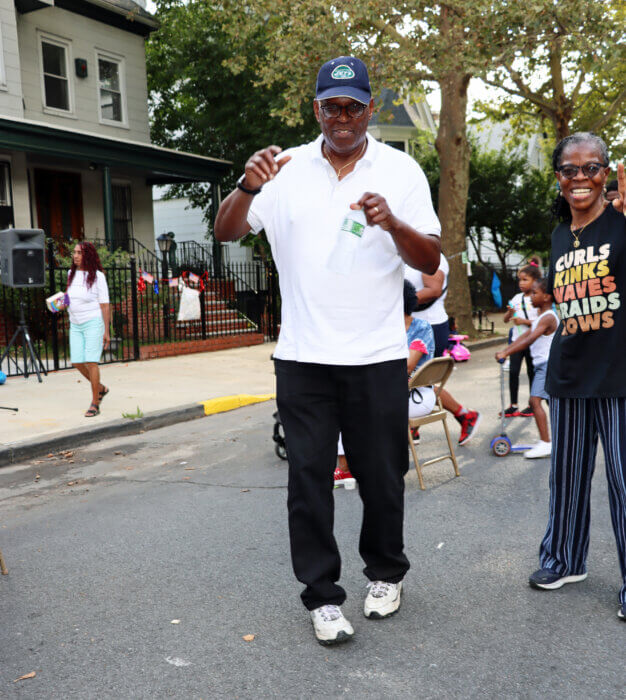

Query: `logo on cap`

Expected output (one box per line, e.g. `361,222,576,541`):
331,65,355,80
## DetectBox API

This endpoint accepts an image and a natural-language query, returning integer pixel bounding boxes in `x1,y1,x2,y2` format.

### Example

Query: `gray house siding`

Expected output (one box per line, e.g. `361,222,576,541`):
0,0,25,119
17,5,150,143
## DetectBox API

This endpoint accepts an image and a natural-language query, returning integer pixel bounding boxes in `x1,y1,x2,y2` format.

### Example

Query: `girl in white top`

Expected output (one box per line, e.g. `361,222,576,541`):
496,278,558,459
502,261,542,417
66,242,110,417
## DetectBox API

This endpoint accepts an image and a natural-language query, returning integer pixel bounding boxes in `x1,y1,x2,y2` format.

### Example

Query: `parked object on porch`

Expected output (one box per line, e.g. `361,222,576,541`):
45,291,69,313
443,334,471,362
491,360,533,457
177,283,201,322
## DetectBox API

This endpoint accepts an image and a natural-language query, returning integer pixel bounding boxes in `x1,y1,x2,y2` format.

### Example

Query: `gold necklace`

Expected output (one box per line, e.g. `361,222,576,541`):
570,222,589,248
323,141,367,178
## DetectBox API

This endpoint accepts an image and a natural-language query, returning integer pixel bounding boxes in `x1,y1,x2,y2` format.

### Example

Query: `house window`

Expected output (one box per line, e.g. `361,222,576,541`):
41,37,71,111
112,184,132,250
0,162,14,229
384,140,407,152
98,55,125,123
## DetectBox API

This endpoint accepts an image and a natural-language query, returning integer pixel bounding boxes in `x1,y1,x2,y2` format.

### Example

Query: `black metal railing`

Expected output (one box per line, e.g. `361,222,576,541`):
0,243,280,378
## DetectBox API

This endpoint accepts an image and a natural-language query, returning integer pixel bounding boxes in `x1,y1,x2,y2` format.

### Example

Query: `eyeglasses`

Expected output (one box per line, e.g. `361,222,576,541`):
319,102,367,118
556,162,606,179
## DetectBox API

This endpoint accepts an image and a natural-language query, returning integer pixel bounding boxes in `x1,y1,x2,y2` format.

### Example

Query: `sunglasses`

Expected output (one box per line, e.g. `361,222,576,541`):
556,162,606,179
319,102,367,118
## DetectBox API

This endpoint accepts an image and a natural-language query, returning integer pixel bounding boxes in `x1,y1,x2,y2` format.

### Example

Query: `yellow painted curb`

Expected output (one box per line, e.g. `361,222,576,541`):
200,393,276,416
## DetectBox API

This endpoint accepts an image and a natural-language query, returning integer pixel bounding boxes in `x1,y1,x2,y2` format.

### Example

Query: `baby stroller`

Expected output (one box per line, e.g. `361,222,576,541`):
272,411,288,460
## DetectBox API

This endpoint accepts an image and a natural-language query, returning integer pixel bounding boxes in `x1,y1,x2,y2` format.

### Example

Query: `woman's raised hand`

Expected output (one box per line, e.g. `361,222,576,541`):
613,162,625,215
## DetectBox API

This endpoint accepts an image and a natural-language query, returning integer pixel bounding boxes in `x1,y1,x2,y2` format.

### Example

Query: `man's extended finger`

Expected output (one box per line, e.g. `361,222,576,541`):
276,155,292,171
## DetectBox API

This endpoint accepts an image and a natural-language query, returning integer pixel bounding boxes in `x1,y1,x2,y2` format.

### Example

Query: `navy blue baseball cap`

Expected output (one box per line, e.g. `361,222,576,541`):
315,56,371,105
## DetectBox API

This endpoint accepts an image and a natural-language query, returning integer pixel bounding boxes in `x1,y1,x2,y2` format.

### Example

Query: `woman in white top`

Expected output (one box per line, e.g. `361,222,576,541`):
502,261,542,417
66,242,110,417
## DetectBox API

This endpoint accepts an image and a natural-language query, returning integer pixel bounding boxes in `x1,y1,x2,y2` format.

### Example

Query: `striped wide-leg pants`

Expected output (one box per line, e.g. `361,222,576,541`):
539,396,626,605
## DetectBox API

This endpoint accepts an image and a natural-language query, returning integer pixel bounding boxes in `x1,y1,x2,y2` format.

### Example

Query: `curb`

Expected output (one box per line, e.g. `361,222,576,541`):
0,393,276,468
466,336,507,351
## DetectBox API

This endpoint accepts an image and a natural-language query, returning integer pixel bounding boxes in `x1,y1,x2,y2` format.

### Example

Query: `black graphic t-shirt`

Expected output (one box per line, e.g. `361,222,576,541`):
546,205,626,398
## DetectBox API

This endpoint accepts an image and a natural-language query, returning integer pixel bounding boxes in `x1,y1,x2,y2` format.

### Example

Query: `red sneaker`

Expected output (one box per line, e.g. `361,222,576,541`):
410,426,420,443
519,406,534,417
334,467,356,490
458,410,481,446
499,405,520,418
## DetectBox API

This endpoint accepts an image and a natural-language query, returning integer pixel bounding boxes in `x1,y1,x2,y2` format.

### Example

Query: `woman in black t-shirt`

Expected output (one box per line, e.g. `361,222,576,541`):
528,133,626,623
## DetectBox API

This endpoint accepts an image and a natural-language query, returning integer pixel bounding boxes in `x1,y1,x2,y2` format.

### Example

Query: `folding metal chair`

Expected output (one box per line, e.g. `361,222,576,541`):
408,356,460,490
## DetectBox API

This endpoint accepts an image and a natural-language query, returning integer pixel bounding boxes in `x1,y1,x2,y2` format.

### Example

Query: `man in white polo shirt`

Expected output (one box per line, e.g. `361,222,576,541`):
215,56,441,645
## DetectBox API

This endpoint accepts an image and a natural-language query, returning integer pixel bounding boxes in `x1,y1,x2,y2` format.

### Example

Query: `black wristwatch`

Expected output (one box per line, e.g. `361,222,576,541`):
237,175,262,196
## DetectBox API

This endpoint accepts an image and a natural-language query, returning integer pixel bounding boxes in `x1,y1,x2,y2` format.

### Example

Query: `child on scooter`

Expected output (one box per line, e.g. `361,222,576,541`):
502,259,542,418
495,278,558,459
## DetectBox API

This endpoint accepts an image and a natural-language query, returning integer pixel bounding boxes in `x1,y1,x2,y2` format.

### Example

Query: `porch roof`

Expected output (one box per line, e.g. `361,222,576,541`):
0,116,232,185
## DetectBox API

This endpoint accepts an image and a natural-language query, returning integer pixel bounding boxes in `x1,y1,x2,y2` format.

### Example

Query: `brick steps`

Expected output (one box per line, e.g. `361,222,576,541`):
139,333,265,360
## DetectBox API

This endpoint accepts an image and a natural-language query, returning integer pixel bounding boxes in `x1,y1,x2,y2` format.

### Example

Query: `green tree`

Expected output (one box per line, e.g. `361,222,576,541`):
146,0,319,243
413,134,555,272
221,0,624,332
477,0,625,153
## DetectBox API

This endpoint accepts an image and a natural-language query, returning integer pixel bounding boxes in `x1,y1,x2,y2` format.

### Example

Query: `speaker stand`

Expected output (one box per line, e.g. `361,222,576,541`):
0,295,47,383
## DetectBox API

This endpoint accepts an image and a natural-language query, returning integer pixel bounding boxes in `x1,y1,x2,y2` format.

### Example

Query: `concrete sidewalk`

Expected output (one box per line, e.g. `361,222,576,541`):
0,342,279,465
0,327,506,465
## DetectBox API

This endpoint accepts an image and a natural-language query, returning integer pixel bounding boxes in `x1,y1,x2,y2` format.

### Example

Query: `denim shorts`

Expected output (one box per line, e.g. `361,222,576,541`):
530,361,549,400
70,317,104,364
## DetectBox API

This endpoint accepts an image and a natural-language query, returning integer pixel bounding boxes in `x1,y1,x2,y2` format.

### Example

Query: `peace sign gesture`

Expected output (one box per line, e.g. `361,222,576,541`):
612,162,626,214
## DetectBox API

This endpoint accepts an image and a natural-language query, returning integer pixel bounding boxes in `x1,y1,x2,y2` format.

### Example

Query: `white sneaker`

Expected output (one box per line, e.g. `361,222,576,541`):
310,605,354,645
524,441,552,459
364,580,402,619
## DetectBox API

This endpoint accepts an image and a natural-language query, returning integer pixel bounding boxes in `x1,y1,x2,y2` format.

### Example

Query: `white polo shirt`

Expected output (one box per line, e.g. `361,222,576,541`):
248,133,441,365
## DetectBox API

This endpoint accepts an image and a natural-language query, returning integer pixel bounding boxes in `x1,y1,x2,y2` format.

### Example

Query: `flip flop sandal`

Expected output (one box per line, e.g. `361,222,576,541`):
99,386,109,402
85,403,100,418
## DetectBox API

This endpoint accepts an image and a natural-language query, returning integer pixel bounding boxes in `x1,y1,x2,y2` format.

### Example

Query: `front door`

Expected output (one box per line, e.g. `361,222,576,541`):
34,169,84,248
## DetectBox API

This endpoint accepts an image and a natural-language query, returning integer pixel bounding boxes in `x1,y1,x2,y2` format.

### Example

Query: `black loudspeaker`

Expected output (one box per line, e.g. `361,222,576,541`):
0,229,45,288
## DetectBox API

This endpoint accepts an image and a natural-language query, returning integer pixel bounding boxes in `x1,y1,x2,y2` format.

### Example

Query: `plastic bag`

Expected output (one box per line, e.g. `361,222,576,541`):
177,284,201,322
46,292,69,313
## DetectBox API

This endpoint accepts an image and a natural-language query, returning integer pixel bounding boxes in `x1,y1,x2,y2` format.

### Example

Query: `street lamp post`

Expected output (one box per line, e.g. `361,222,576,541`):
156,233,173,340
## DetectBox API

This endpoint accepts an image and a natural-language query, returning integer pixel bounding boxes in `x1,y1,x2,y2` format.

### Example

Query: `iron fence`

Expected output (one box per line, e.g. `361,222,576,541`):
0,243,280,378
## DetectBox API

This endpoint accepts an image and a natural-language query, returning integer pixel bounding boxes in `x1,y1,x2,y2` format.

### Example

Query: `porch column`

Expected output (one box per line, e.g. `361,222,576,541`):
210,180,222,273
102,165,114,250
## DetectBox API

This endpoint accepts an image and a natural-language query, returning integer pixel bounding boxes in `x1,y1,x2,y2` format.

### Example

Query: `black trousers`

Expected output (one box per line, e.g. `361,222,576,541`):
509,345,534,406
275,358,410,610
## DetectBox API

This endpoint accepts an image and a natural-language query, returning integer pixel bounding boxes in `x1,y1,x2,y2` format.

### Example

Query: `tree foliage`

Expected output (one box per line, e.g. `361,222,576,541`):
146,0,319,229
221,0,526,332
476,0,626,154
413,134,555,270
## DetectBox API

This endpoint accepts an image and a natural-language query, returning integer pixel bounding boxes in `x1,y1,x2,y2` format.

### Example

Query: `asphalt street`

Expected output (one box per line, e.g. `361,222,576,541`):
0,347,624,698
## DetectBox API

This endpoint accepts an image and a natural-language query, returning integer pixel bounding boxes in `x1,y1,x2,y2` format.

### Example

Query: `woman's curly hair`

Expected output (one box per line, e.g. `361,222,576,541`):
68,241,103,289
